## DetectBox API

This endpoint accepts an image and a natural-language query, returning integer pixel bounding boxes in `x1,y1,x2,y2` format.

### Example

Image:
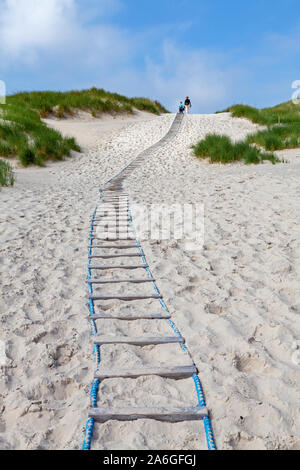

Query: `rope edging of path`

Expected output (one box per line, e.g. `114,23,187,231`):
127,210,217,451
82,113,216,451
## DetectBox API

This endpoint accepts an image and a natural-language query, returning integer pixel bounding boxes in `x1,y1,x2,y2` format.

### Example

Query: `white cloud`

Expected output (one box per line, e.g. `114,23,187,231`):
0,1,238,111
0,0,76,55
0,0,130,67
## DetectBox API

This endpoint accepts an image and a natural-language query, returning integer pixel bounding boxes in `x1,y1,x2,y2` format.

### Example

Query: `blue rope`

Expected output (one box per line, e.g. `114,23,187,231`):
82,205,101,450
82,418,95,451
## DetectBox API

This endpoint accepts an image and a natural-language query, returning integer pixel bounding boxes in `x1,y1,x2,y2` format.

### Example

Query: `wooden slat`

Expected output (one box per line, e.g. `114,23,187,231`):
90,313,170,320
90,294,162,301
88,265,148,270
97,207,129,209
89,238,136,242
89,254,143,259
91,230,133,234
92,226,131,230
95,365,197,380
93,226,131,230
92,227,132,231
95,214,129,217
93,222,130,225
94,335,184,346
86,278,154,284
93,218,130,221
96,209,128,212
88,245,140,249
89,406,208,422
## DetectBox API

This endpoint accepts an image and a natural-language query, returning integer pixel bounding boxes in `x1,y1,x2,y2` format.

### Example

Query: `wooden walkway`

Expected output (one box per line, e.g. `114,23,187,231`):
83,114,216,450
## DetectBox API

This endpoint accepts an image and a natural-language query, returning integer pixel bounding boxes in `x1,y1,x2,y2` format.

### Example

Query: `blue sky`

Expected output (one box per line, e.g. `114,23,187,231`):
0,0,300,112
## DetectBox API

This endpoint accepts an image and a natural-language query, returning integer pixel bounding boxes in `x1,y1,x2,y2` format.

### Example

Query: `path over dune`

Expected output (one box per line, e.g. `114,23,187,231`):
83,113,216,451
0,113,299,450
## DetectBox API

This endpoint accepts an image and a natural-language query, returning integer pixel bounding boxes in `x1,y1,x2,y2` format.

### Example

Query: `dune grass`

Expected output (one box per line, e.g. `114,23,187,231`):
0,159,14,187
8,88,168,118
193,134,279,165
219,101,300,151
0,88,168,167
220,102,300,126
0,103,80,166
247,123,300,151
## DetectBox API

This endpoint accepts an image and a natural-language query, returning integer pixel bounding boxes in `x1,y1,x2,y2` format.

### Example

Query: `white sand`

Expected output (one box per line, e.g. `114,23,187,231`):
0,112,299,450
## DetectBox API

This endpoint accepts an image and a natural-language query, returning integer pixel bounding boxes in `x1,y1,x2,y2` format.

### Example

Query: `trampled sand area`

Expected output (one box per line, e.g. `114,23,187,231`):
0,111,299,450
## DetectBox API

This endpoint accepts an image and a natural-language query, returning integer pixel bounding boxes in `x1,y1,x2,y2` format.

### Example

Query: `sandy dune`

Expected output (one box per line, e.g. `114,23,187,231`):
0,112,299,450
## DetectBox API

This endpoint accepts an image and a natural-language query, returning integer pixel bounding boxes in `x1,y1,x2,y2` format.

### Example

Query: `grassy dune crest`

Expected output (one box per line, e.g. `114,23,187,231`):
194,100,300,164
221,101,300,151
0,88,168,167
9,88,168,118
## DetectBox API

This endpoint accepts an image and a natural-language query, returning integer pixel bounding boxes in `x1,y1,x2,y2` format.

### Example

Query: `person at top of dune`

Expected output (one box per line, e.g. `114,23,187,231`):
179,101,185,114
185,96,192,114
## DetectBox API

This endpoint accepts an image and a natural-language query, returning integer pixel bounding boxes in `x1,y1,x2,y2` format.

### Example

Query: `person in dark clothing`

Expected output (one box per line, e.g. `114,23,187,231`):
185,96,192,114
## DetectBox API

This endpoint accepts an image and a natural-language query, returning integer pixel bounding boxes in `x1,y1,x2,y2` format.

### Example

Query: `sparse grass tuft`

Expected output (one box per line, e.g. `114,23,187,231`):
193,134,279,165
0,159,14,187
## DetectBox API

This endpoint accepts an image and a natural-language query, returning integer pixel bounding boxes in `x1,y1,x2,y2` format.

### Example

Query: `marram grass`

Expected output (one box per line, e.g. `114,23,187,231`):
0,88,168,167
193,134,279,165
0,103,80,166
218,101,300,152
8,88,168,118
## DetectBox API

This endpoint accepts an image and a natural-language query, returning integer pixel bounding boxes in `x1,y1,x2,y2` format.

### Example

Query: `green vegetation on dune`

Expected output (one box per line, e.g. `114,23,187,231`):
0,159,14,187
219,101,300,151
194,100,300,164
9,88,168,118
221,101,300,126
247,123,300,151
0,88,168,169
0,102,80,166
193,134,279,165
